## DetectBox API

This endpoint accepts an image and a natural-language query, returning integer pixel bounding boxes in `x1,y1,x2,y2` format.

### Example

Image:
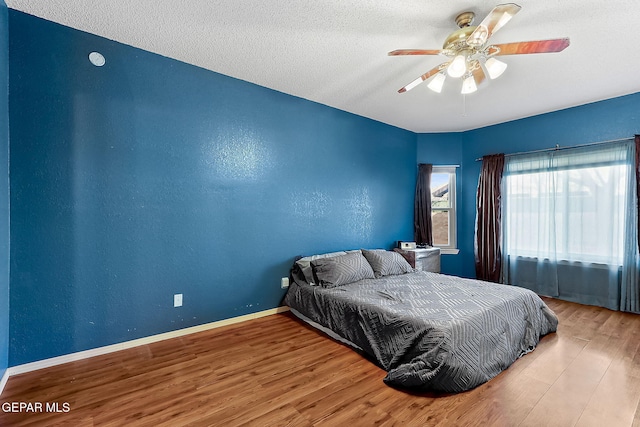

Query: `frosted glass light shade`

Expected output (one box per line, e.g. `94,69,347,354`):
485,57,507,79
461,75,477,94
427,73,446,93
447,54,467,78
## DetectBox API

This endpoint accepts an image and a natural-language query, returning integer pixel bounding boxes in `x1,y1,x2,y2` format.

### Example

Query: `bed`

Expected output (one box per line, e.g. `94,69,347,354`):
283,249,558,392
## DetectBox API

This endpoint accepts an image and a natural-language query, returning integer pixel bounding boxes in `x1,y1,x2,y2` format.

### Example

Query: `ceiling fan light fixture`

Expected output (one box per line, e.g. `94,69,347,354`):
461,74,477,94
485,57,508,79
447,54,467,78
427,73,447,93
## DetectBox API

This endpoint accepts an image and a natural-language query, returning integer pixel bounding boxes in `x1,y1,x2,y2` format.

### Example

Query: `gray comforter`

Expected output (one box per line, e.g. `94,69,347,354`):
284,270,558,392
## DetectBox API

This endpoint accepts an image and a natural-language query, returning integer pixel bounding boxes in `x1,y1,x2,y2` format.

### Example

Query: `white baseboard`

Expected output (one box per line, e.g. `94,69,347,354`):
5,306,290,379
0,369,8,396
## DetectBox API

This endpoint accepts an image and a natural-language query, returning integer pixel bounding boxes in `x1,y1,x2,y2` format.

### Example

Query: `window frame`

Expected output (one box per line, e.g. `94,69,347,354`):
431,166,459,254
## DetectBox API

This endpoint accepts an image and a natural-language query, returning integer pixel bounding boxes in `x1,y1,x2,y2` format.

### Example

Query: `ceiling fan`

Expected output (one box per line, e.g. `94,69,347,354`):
389,3,570,94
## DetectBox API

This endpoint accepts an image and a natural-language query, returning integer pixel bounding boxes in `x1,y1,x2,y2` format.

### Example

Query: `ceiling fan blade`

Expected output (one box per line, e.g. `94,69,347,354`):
467,3,522,47
491,38,570,55
388,49,442,56
398,63,448,93
471,61,486,86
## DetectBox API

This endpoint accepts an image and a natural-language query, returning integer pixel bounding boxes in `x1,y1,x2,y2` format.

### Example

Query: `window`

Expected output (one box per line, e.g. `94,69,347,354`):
431,166,458,253
500,141,637,309
503,144,631,266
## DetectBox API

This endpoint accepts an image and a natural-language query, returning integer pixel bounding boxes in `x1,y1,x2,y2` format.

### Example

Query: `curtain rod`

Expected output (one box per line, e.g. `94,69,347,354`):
474,136,635,162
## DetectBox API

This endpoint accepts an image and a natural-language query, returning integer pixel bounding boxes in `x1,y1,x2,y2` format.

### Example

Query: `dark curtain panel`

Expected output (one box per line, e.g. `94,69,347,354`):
414,163,433,245
636,135,640,254
475,154,505,282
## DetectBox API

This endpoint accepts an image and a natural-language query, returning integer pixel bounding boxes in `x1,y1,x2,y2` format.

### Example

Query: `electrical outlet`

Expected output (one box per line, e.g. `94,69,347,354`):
281,277,289,289
174,293,183,307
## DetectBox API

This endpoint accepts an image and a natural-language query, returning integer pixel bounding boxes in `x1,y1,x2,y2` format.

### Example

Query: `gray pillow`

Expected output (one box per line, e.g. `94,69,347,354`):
311,251,375,287
296,251,347,284
362,249,413,278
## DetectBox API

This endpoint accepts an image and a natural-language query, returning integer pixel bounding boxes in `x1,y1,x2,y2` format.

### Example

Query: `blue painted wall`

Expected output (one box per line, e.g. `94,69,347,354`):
420,93,640,278
0,0,9,380
8,11,416,366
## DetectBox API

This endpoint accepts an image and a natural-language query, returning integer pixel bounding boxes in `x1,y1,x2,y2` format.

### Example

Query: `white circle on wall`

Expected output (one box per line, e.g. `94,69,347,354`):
88,51,106,67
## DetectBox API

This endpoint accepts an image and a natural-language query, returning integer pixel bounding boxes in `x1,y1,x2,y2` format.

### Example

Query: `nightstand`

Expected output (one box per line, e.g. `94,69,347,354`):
394,247,441,273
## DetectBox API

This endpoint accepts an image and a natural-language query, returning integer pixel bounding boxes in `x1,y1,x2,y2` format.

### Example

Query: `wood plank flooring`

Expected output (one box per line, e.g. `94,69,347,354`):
1,297,639,426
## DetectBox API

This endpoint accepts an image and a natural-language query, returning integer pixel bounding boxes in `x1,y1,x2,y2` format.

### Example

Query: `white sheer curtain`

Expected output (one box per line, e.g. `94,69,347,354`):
501,141,637,310
621,137,640,313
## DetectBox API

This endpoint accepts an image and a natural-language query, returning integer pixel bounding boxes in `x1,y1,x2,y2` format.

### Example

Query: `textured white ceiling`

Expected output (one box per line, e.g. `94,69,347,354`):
6,0,640,132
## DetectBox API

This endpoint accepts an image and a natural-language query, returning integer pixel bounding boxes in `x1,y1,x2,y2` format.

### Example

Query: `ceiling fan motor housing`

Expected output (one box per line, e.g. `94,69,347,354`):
443,26,479,52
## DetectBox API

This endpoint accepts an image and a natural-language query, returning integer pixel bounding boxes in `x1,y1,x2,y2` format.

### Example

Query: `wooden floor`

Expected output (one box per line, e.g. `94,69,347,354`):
1,297,640,426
